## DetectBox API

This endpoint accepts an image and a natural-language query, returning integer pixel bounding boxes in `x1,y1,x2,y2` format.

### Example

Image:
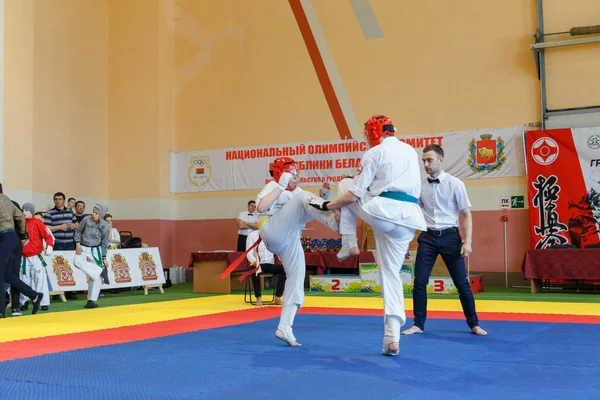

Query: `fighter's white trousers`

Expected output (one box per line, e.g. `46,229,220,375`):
20,254,50,306
338,178,414,329
73,245,103,302
259,190,337,308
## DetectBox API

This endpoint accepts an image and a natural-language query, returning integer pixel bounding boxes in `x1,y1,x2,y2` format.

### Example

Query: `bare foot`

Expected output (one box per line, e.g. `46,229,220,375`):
401,325,423,335
388,342,399,352
275,329,302,347
255,298,262,307
274,297,283,305
472,326,487,336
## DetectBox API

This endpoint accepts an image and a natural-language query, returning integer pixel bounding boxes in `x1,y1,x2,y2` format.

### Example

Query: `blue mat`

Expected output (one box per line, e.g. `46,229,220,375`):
1,315,599,400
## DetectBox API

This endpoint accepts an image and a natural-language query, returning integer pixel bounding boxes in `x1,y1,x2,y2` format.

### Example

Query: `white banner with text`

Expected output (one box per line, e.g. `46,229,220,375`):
171,125,525,193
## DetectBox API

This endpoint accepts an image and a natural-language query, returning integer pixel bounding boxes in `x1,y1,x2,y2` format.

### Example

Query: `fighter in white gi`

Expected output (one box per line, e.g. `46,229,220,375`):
20,203,55,309
256,157,339,347
74,204,110,309
310,115,427,356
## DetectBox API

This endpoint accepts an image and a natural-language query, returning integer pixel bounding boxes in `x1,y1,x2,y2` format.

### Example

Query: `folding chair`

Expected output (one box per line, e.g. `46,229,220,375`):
119,231,133,248
244,271,277,305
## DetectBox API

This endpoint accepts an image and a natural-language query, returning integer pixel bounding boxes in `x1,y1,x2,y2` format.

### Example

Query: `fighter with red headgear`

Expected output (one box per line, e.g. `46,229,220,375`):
310,114,427,356
256,157,338,347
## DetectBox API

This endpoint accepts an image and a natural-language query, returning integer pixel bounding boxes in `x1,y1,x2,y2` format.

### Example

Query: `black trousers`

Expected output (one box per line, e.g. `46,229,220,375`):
10,236,22,308
237,235,247,252
412,230,479,330
252,263,286,298
1,231,37,314
4,233,37,308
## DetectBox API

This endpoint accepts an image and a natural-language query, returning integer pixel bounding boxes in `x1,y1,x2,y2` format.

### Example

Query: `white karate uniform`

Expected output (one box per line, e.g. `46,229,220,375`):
338,136,427,345
73,245,103,302
256,181,338,342
20,255,50,307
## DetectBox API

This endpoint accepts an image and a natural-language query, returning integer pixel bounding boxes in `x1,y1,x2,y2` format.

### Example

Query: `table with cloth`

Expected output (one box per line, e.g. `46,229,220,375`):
189,251,375,294
521,248,600,293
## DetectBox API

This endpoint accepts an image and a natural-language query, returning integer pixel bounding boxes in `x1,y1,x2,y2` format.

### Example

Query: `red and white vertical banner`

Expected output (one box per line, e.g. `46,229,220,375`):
525,127,600,249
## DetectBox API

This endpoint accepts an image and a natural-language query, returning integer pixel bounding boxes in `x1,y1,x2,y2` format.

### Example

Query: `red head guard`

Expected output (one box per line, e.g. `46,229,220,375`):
364,115,396,148
269,157,298,187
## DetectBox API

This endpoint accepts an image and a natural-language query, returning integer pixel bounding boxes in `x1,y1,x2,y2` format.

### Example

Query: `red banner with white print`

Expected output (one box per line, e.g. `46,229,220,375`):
525,127,600,249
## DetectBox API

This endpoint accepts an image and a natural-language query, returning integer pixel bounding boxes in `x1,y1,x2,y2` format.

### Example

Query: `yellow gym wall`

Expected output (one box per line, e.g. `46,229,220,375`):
4,0,108,201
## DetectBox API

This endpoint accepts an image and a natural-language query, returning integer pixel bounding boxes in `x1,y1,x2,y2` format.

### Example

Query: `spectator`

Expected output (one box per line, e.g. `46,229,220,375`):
74,201,87,223
236,200,258,251
44,192,78,300
67,198,76,211
246,230,285,306
34,212,55,250
74,204,110,309
44,192,77,251
104,213,120,249
21,203,54,311
0,191,43,317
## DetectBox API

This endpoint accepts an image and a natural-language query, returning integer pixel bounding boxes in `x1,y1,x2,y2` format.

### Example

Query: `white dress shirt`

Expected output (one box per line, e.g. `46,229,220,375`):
419,171,471,230
246,230,275,265
237,210,258,236
349,137,427,231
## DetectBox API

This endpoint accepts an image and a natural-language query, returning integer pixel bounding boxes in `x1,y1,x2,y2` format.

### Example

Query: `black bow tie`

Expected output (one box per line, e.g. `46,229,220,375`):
248,213,253,216
428,178,440,184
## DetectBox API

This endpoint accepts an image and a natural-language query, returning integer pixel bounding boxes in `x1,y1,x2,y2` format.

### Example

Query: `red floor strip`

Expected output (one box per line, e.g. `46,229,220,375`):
1,307,599,362
0,308,279,363
300,307,600,324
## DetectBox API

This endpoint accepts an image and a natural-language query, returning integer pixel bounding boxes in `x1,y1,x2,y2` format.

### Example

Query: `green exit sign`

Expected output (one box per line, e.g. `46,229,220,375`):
510,196,524,209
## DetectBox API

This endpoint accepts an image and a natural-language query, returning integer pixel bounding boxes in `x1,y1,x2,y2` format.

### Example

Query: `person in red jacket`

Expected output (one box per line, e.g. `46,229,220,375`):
21,203,54,310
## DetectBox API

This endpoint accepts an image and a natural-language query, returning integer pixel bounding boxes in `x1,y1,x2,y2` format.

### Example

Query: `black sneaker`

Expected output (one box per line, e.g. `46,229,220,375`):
31,293,44,315
84,300,98,309
41,306,49,311
11,309,23,316
20,301,29,311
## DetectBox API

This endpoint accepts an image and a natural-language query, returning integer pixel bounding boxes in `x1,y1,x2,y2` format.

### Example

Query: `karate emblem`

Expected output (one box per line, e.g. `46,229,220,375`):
110,253,132,283
139,252,158,281
52,255,76,286
531,137,559,166
467,133,505,173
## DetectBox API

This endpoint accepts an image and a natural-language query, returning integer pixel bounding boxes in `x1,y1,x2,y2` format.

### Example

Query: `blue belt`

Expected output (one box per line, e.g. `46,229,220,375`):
379,191,419,204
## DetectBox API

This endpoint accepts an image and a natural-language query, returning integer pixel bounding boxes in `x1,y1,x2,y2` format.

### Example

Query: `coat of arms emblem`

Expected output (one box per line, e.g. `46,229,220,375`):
52,255,76,286
139,252,158,281
467,133,505,173
110,253,132,283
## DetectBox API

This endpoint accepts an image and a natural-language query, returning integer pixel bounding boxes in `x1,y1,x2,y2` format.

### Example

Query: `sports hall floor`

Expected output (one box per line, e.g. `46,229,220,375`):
1,284,599,399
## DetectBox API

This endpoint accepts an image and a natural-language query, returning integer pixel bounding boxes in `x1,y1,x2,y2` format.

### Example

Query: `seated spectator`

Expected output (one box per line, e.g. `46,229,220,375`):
104,213,120,249
245,230,286,306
